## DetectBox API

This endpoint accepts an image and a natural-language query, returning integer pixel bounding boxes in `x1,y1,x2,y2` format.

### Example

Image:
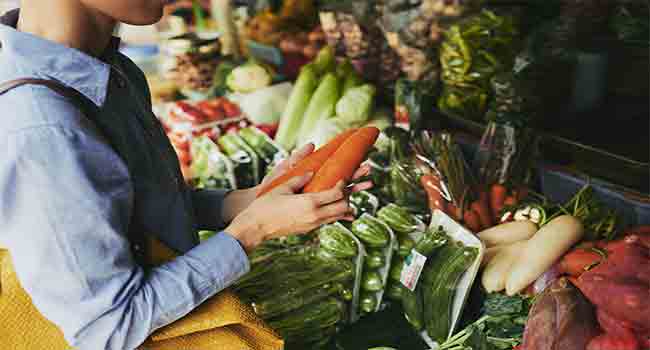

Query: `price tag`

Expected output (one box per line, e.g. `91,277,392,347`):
400,249,427,292
247,41,284,67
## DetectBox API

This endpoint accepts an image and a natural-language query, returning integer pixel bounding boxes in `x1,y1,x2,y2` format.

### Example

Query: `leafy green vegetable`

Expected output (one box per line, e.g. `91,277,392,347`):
190,136,236,190
226,61,273,93
336,84,376,126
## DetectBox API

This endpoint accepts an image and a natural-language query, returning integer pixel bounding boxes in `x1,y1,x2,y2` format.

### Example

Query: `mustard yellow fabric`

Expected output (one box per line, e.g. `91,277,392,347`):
0,238,283,350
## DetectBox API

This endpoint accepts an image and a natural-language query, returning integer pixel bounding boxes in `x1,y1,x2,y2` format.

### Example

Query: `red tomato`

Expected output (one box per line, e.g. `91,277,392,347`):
222,100,241,118
174,101,206,123
197,101,225,121
167,132,190,151
256,123,279,138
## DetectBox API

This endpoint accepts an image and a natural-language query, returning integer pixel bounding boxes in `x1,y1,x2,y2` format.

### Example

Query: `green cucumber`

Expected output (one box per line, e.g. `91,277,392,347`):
389,258,404,282
268,297,344,335
318,225,357,258
397,235,416,258
386,281,405,300
402,286,424,331
360,292,378,313
365,250,386,269
362,271,384,292
424,245,478,343
351,215,390,248
377,203,419,234
252,283,342,319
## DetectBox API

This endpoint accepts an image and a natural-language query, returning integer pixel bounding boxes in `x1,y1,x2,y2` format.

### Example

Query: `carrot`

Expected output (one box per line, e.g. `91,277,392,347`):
303,127,380,193
256,129,357,197
463,209,483,233
446,203,462,221
504,195,517,207
557,248,604,277
513,186,530,201
489,184,507,219
471,200,493,229
421,174,446,213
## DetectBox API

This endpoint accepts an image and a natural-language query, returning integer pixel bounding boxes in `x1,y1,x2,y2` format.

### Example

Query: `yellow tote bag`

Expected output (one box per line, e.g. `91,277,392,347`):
0,237,284,350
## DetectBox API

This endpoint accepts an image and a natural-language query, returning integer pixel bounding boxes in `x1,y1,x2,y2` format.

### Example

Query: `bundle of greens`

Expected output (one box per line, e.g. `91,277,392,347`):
438,292,533,350
438,10,520,120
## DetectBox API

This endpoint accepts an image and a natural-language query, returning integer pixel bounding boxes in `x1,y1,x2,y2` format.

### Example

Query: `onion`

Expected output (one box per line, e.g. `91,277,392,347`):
532,265,561,294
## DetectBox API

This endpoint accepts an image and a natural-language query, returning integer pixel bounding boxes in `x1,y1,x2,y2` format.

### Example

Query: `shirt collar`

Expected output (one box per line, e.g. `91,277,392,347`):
0,9,120,107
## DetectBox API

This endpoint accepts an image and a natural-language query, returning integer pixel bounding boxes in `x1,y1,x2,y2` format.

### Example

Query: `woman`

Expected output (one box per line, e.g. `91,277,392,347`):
0,1,369,349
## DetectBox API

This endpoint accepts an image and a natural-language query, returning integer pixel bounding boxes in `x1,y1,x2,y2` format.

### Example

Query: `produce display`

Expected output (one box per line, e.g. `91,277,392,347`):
147,2,648,349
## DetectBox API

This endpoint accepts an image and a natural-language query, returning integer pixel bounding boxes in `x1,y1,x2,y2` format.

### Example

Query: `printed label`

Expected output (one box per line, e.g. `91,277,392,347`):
400,249,427,292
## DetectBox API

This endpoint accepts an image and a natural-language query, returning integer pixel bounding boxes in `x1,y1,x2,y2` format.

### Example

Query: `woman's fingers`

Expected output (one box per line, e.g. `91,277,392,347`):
309,181,346,206
350,181,373,193
288,143,315,167
314,199,351,221
352,164,371,180
272,172,313,194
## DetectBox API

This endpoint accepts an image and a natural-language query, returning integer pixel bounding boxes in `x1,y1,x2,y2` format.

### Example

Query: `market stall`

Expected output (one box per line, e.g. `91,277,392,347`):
118,1,649,349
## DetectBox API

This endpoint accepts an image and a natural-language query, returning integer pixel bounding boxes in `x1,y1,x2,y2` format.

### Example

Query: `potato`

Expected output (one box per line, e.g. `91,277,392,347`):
477,220,538,248
482,241,527,293
506,215,584,296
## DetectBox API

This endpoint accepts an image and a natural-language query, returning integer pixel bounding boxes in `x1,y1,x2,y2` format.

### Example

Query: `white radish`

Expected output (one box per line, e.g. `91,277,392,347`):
477,221,538,248
481,245,507,268
482,241,527,293
505,215,584,296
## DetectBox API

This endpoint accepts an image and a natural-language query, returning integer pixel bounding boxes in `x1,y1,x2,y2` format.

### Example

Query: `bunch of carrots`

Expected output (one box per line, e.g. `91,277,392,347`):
257,127,380,196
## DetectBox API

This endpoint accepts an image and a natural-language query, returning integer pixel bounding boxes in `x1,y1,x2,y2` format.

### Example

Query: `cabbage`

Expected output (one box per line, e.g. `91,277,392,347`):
300,117,349,149
226,62,272,93
228,82,292,125
335,84,376,126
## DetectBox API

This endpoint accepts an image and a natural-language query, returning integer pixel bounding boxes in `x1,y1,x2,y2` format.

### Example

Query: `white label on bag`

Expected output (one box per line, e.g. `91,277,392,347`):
400,249,427,292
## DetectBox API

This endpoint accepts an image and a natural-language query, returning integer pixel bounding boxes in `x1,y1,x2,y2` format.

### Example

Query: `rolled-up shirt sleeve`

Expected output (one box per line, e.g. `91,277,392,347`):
191,188,232,231
1,124,249,350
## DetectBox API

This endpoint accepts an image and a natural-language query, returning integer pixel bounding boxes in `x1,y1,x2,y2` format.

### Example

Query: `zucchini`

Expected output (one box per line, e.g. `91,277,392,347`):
268,297,344,335
397,235,416,258
386,281,405,300
402,286,424,331
389,258,404,282
351,215,390,248
377,203,419,234
365,250,386,269
360,292,378,313
318,225,358,258
252,283,342,319
362,271,384,292
424,245,478,343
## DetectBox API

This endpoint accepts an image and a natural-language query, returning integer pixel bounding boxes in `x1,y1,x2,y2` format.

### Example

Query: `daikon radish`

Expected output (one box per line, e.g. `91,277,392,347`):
506,215,584,296
482,241,527,293
477,220,538,247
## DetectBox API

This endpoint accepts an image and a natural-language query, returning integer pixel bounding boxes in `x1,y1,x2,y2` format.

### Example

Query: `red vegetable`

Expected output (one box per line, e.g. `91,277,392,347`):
463,209,482,232
558,248,605,277
489,184,507,220
174,101,206,123
471,200,493,229
303,127,379,193
503,195,517,207
421,174,446,213
222,100,241,118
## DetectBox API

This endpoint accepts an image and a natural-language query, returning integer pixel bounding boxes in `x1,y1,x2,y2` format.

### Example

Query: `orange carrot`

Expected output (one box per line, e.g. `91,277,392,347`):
421,174,446,213
470,200,492,229
513,186,530,201
303,127,380,193
489,184,507,219
463,209,482,232
257,129,357,197
446,203,462,221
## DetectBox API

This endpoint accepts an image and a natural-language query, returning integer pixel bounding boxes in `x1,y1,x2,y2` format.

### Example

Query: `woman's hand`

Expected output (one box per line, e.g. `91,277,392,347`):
225,174,353,252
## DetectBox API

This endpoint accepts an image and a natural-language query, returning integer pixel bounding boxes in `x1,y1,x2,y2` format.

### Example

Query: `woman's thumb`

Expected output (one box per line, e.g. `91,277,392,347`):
272,172,314,194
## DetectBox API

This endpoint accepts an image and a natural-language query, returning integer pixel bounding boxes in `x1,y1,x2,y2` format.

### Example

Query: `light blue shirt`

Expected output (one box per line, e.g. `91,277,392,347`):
0,9,249,350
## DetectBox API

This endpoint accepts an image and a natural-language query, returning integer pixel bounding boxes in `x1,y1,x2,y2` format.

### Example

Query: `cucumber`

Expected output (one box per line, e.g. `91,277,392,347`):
351,215,390,248
402,286,424,331
424,245,478,343
422,243,459,334
362,271,384,292
268,297,344,335
318,224,358,258
386,281,405,301
365,250,386,269
377,203,419,234
252,283,342,319
389,258,404,282
360,292,378,313
397,235,416,258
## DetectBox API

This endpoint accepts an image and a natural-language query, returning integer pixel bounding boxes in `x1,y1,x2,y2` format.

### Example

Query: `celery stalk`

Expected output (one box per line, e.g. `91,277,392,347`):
296,73,340,148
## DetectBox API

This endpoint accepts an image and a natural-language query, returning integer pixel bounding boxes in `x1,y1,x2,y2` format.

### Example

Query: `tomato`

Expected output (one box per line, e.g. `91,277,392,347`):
173,101,206,123
167,132,190,151
222,100,241,118
256,123,278,138
197,101,225,121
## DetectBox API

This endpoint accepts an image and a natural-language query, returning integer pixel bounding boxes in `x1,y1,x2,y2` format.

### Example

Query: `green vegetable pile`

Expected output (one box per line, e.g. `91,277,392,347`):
438,10,520,121
438,293,533,350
